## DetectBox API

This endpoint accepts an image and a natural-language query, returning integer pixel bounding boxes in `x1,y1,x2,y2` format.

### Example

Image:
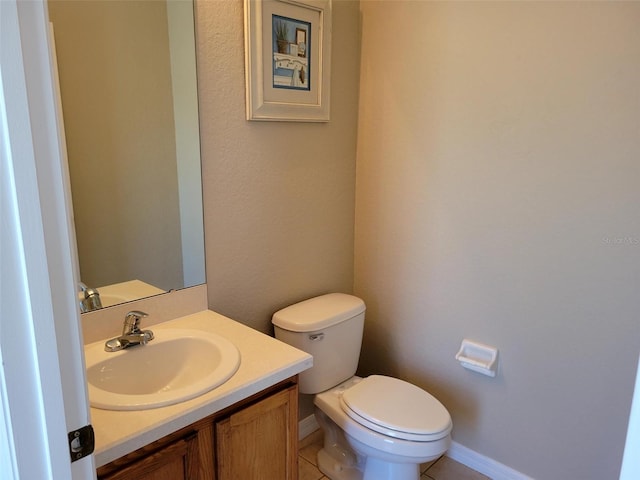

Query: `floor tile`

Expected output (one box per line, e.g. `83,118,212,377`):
299,456,325,480
424,456,491,480
300,437,323,466
420,457,439,474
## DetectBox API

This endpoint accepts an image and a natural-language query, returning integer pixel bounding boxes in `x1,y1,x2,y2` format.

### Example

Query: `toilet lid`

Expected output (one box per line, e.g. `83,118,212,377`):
340,375,452,442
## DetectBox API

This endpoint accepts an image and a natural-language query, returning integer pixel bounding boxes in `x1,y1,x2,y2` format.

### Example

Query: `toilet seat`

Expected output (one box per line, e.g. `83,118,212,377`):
340,375,452,442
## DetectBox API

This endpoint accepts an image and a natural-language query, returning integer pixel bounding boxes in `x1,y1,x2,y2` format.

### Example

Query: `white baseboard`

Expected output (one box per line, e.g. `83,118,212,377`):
447,441,535,480
299,414,320,440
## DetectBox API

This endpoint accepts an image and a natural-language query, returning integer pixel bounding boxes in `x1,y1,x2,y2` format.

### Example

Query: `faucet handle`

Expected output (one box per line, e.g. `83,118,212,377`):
78,282,102,312
123,310,148,334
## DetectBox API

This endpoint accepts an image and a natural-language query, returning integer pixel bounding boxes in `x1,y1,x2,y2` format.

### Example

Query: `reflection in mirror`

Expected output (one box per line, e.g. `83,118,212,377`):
48,0,205,310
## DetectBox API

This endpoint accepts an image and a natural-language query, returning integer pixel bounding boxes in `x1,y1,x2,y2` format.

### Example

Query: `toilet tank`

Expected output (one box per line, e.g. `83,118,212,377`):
272,293,365,394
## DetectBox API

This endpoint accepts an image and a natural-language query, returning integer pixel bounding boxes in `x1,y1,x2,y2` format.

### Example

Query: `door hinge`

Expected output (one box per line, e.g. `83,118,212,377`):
68,424,94,462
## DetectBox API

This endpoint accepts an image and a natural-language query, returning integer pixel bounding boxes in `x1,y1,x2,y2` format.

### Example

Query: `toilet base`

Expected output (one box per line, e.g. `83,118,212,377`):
316,408,363,480
315,407,427,480
317,445,422,480
317,447,362,480
364,457,420,480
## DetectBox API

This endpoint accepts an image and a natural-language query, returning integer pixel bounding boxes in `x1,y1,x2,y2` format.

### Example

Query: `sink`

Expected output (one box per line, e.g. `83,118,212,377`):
85,328,241,410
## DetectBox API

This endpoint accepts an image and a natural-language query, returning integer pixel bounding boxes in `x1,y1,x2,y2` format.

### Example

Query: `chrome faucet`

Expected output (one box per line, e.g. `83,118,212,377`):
104,311,154,352
78,282,102,312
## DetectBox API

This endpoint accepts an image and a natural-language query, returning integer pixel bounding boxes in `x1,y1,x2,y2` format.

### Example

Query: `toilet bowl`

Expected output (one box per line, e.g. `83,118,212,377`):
315,376,451,480
272,293,452,480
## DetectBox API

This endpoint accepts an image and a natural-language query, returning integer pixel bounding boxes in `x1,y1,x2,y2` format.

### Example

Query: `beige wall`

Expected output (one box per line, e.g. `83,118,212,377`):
49,0,183,291
195,0,361,334
355,2,640,479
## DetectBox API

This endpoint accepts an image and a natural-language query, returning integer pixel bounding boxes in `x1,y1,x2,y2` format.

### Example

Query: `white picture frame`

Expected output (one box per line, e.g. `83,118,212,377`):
244,0,332,122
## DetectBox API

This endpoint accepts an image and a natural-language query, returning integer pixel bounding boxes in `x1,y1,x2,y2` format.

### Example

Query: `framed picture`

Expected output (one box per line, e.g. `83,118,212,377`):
244,0,332,122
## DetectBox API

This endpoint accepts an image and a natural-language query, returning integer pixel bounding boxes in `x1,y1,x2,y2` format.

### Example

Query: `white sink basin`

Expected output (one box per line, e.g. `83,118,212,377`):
85,328,241,410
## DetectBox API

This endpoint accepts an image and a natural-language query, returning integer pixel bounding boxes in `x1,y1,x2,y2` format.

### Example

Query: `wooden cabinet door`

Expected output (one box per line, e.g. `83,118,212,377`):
100,433,199,480
216,385,298,480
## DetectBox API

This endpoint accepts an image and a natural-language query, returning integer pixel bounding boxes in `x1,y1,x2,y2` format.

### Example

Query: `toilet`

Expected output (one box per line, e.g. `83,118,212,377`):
272,293,452,480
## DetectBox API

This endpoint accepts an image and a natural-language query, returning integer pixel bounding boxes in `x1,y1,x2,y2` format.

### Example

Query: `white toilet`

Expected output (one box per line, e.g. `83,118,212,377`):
272,293,452,480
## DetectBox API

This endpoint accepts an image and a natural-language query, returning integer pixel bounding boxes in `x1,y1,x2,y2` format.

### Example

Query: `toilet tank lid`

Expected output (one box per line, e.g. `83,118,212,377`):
272,293,365,332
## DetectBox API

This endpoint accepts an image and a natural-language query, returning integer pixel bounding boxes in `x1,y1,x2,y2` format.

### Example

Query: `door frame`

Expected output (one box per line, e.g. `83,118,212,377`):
1,0,94,478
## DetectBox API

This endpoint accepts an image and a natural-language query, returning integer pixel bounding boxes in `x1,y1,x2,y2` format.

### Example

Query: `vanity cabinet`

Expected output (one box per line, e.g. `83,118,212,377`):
99,433,200,480
96,378,299,480
216,386,297,479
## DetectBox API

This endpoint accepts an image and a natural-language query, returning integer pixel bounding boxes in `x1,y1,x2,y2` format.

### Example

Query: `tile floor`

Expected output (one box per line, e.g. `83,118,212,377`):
298,430,491,480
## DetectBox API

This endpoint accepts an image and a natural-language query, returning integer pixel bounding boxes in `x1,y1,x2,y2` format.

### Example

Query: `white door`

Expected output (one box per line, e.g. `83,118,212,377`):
1,0,95,478
620,356,640,479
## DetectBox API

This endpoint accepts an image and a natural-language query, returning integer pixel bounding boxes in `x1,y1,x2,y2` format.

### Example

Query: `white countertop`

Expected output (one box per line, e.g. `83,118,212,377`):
89,309,313,467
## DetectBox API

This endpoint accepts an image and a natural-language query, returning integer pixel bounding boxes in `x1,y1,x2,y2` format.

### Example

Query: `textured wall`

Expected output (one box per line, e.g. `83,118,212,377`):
195,0,361,334
354,2,640,479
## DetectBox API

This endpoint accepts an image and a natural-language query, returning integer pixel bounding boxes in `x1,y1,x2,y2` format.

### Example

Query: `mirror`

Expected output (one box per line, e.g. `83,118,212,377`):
48,0,205,310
